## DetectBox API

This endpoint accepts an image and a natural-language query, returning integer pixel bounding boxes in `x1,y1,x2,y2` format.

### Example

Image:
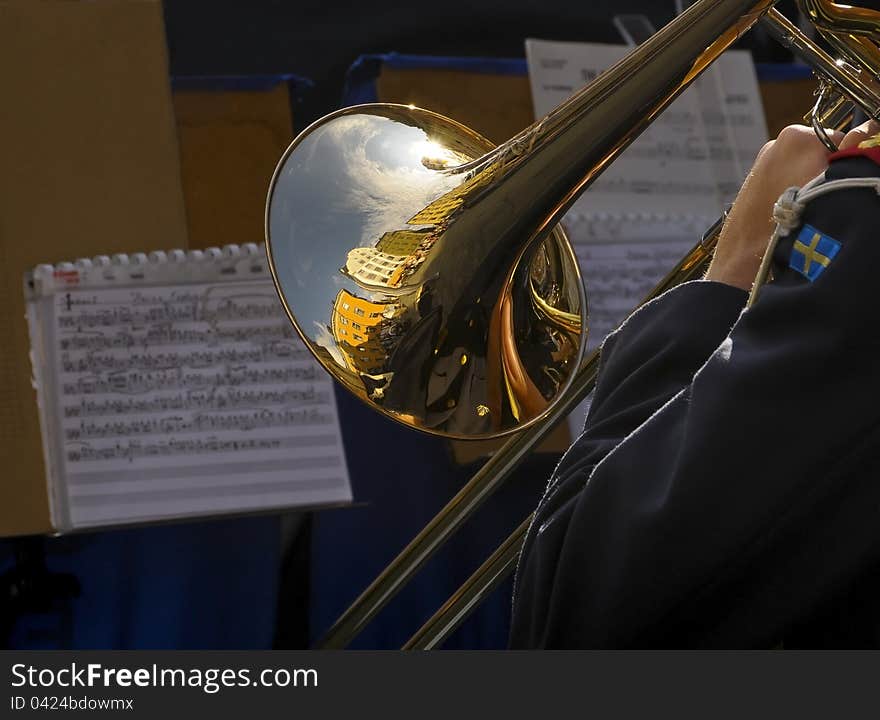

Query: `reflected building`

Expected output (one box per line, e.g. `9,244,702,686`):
330,289,393,375
407,160,501,226
342,228,439,292
376,229,431,256
342,247,408,289
340,162,503,297
406,193,464,226
331,157,506,385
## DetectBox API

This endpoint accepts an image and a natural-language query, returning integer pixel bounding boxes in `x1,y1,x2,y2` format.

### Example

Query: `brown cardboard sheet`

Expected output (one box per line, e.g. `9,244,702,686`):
759,77,818,137
0,0,188,536
173,83,294,249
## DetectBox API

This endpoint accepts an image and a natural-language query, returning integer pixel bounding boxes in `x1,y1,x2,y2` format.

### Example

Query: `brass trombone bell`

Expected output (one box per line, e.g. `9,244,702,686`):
266,106,585,440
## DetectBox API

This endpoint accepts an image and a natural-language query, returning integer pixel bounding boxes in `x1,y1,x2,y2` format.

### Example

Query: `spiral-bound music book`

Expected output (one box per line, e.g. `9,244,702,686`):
24,244,352,532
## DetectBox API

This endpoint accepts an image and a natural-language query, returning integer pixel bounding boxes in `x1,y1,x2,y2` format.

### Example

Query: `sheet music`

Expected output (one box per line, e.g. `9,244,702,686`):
693,52,768,201
526,39,768,433
44,278,351,529
564,214,710,351
526,40,768,218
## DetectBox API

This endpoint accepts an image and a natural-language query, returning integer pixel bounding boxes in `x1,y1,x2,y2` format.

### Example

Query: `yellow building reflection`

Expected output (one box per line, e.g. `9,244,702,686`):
376,229,431,256
330,289,392,375
407,160,501,226
343,247,408,289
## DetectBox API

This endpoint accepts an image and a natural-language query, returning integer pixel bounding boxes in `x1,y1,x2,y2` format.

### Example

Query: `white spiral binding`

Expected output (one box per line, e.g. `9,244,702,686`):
31,243,270,295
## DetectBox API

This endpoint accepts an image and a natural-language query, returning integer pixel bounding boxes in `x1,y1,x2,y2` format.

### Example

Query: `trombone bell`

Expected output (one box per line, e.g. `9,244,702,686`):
266,105,586,440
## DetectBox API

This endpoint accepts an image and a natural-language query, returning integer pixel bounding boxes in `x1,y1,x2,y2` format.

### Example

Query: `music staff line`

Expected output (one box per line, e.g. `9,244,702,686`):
59,345,311,374
64,407,334,441
62,387,328,418
59,324,298,352
69,473,347,509
60,366,319,396
65,434,338,463
589,178,719,196
58,296,284,330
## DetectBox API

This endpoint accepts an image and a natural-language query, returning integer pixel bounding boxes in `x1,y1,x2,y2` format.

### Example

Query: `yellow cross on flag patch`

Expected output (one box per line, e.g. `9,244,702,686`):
789,224,841,282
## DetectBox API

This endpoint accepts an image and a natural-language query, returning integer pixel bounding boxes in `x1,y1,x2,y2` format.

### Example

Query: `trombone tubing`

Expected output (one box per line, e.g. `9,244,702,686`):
762,8,880,119
316,0,780,651
403,516,533,651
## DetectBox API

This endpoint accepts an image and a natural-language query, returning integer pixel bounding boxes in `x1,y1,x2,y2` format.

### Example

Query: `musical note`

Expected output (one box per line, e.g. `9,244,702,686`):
59,344,311,374
56,293,287,329
55,283,326,446
59,324,296,351
60,365,318,396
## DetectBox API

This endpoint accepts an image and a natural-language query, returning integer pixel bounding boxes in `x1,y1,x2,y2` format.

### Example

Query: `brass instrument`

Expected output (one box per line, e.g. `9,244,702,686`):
266,0,880,648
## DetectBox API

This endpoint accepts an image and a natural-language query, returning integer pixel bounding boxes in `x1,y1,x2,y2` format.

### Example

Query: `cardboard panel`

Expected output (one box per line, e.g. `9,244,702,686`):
173,83,294,249
0,0,188,536
759,77,818,137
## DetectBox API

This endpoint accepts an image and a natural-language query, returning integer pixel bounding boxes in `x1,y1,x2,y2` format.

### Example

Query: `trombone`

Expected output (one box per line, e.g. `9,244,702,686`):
265,0,880,649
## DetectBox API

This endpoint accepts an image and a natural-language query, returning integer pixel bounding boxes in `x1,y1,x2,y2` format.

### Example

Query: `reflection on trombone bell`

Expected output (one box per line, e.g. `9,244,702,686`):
266,106,584,438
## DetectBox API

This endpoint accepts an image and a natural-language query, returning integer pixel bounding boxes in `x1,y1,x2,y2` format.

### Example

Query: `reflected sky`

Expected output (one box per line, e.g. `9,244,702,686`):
267,111,460,358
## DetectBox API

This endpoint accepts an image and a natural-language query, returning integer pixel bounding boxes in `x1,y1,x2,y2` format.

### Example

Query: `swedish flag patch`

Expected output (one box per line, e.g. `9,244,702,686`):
789,224,841,282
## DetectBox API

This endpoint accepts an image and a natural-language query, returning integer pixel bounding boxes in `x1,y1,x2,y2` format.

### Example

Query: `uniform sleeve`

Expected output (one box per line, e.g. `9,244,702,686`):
510,156,880,649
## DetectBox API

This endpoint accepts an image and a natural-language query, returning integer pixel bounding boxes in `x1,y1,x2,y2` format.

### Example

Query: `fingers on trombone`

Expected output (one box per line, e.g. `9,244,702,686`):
770,124,844,154
823,128,847,149
839,119,880,151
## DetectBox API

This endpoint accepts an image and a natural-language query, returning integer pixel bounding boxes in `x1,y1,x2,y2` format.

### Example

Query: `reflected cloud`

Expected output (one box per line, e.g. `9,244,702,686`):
323,115,456,245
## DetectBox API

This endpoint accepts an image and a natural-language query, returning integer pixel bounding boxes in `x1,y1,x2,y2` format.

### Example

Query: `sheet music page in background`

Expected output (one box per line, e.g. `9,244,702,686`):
50,280,352,529
714,52,769,192
526,39,721,218
525,39,767,431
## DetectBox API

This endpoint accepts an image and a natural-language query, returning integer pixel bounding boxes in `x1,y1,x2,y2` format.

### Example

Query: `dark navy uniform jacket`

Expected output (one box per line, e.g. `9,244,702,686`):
509,151,880,648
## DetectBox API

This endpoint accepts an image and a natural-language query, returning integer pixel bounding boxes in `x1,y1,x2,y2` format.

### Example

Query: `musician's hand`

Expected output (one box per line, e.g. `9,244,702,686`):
705,124,843,291
839,118,880,150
